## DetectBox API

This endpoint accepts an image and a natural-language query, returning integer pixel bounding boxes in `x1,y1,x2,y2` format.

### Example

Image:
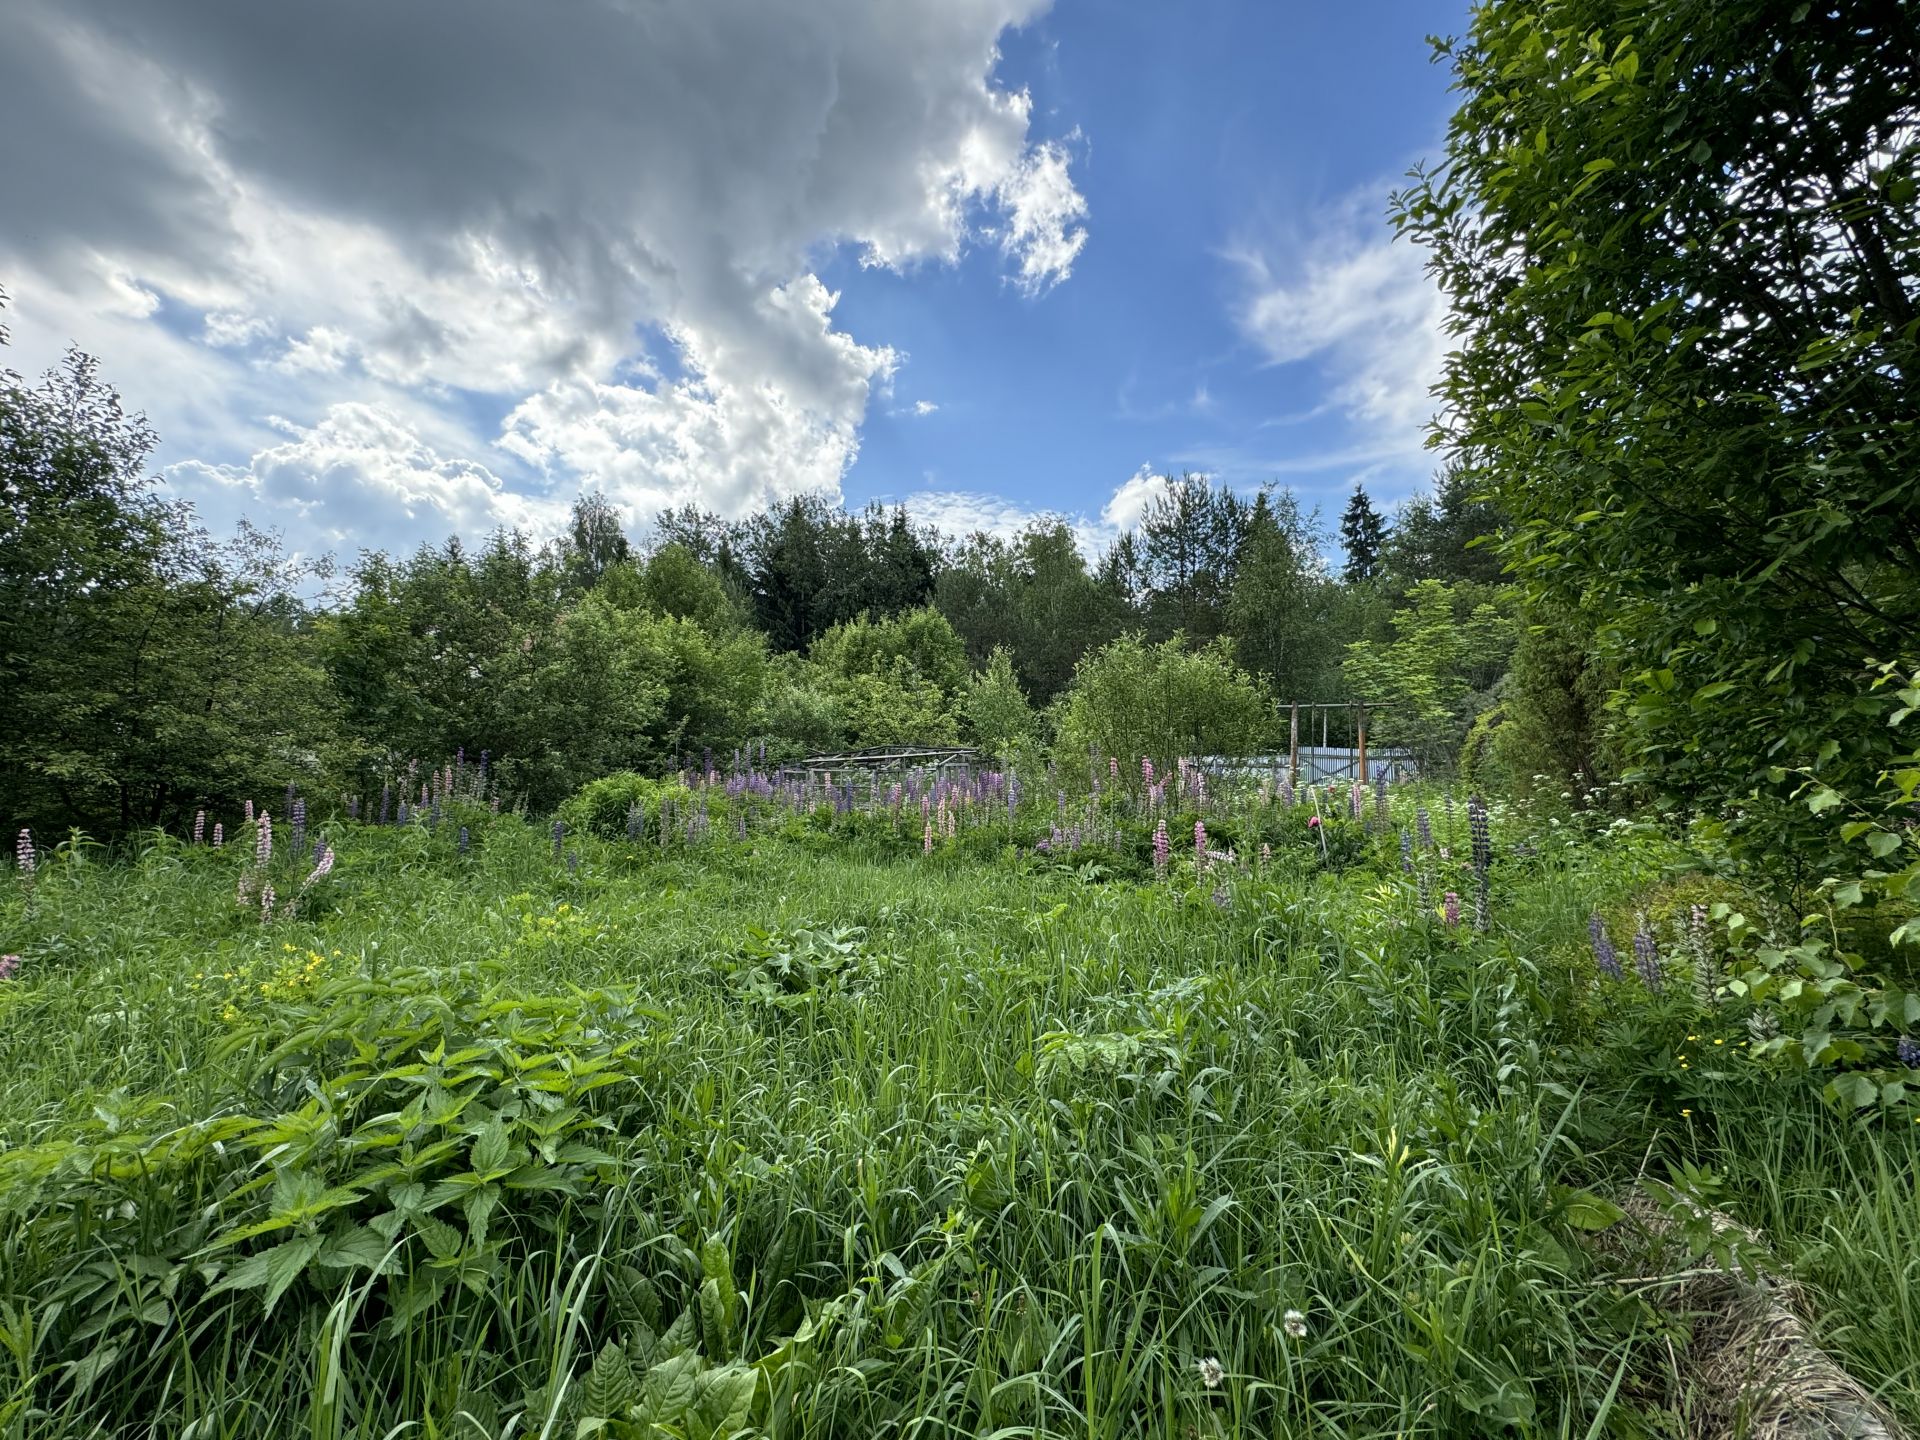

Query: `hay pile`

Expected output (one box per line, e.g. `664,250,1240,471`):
1598,1189,1906,1440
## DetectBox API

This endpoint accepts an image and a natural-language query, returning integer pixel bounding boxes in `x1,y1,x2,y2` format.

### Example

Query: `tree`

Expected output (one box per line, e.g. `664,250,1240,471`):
963,647,1036,758
1338,484,1387,583
1136,473,1246,643
1227,489,1342,699
1379,464,1506,587
557,492,631,593
1341,580,1515,774
1053,634,1272,766
1394,0,1920,873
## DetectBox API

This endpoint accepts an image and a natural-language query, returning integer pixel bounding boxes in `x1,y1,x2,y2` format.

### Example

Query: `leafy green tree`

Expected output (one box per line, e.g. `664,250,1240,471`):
556,492,632,594
1342,580,1515,773
1136,474,1247,643
1,343,341,834
809,607,968,702
1338,484,1387,584
1395,0,1920,870
1380,464,1506,588
1054,634,1271,766
963,647,1036,758
1227,489,1344,700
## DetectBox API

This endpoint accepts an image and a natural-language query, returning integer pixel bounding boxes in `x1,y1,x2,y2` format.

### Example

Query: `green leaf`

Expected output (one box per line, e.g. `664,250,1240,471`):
583,1341,637,1420
1866,830,1901,859
1559,1188,1626,1231
315,1224,394,1274
210,1234,324,1315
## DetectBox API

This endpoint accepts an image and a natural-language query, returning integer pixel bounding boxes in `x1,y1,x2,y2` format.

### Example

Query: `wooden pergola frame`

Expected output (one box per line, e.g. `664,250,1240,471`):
1280,701,1400,788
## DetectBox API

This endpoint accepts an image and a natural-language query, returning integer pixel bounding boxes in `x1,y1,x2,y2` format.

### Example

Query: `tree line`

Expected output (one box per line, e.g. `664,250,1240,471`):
1,317,1539,837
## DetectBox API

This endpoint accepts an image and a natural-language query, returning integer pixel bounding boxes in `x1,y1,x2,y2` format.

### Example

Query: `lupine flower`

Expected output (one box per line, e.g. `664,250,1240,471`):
1632,928,1663,993
1416,807,1433,850
923,819,934,855
1197,1356,1224,1389
1211,886,1232,910
255,812,273,867
212,822,224,848
566,851,579,876
15,828,34,876
1109,756,1119,781
627,802,644,841
260,882,275,923
1283,1309,1308,1339
1897,1037,1920,1068
193,810,206,844
291,797,307,855
1589,914,1623,979
458,825,470,856
551,820,566,861
1468,796,1491,872
1152,820,1170,873
1141,757,1154,786
1416,866,1431,911
1194,820,1208,868
397,801,410,824
1260,842,1271,869
301,844,334,890
1400,830,1414,874
0,955,19,981
1443,891,1460,927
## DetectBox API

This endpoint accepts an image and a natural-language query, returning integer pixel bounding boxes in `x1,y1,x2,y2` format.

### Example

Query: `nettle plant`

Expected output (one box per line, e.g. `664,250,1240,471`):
1724,662,1920,1111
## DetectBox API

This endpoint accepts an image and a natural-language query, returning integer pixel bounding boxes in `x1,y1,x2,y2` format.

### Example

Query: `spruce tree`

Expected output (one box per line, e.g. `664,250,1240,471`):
1339,483,1386,583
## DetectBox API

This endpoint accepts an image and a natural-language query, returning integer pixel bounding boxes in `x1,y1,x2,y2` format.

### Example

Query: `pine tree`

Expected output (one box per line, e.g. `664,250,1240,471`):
1339,484,1387,583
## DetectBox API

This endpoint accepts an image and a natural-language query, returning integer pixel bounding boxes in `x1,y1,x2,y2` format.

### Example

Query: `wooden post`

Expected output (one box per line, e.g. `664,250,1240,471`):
1356,704,1369,792
1288,702,1299,789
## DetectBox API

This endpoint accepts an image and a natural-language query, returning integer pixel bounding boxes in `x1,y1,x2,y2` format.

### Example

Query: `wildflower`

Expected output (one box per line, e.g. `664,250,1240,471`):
1632,928,1664,994
1307,815,1322,829
15,828,33,876
1153,820,1170,874
1898,1037,1920,1069
193,810,206,845
551,820,566,861
1589,914,1624,980
1260,842,1271,869
924,819,934,855
1468,795,1491,872
1194,820,1208,868
212,822,224,848
1197,1356,1224,1389
458,825,470,856
1415,807,1433,850
1400,829,1414,874
1283,1308,1308,1339
0,955,19,981
301,844,334,891
255,812,273,867
260,882,276,923
1443,892,1460,927
1141,757,1154,786
245,799,255,824
1211,886,1232,910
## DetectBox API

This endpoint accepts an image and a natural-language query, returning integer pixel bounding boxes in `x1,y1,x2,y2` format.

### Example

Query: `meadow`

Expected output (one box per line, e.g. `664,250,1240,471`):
1,770,1916,1439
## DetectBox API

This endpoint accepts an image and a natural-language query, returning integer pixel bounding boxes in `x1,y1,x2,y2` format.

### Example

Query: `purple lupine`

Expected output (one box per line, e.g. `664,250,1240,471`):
1689,902,1716,1008
1153,820,1170,874
626,802,643,842
1400,829,1414,874
1280,778,1295,808
1416,807,1433,850
1194,820,1208,869
1633,928,1664,993
255,812,273,866
551,820,566,861
428,794,442,832
1211,886,1232,910
1897,1037,1920,1069
284,780,296,820
1468,796,1491,873
1443,891,1461,927
193,810,206,845
301,843,334,890
457,825,470,856
379,785,392,826
566,850,579,876
291,797,307,857
212,822,224,849
348,795,361,820
397,801,410,825
1590,915,1624,980
1374,770,1388,823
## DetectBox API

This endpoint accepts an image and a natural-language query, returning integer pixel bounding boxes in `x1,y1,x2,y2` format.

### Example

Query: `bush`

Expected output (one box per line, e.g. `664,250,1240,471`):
559,772,704,840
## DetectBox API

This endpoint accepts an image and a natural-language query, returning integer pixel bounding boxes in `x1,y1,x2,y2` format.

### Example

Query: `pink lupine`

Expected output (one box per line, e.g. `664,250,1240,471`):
255,812,273,867
1443,892,1461,927
0,954,18,981
1260,842,1271,870
260,883,276,923
1109,756,1119,781
212,822,224,848
946,808,957,839
193,810,206,844
1141,757,1154,786
301,843,334,890
1194,820,1208,868
15,829,33,877
1153,820,1170,873
245,799,255,824
923,820,934,855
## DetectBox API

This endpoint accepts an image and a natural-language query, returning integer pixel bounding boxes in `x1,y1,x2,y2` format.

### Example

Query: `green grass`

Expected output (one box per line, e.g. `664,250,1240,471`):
0,801,1914,1437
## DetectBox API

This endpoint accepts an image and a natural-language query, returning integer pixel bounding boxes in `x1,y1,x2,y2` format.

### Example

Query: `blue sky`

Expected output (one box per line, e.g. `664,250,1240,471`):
0,0,1471,556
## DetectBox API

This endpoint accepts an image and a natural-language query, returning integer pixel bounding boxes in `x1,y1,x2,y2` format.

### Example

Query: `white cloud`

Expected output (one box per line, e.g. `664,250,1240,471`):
1101,464,1172,533
1229,194,1448,452
906,462,1188,560
911,400,941,416
0,0,1088,548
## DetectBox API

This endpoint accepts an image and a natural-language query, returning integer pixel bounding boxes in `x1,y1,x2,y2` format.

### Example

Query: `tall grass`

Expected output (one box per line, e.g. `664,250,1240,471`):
0,799,1913,1437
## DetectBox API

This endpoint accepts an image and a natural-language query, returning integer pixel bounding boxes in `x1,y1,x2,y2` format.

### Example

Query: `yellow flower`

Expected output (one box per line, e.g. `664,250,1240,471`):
1680,1108,1692,1117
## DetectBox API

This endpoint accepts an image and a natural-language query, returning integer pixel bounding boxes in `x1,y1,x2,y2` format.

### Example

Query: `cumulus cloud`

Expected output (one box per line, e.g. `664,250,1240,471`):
1229,193,1448,453
905,462,1182,560
0,0,1088,548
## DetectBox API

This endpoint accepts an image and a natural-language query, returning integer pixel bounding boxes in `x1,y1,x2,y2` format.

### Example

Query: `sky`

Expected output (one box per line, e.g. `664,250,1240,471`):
0,0,1472,559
